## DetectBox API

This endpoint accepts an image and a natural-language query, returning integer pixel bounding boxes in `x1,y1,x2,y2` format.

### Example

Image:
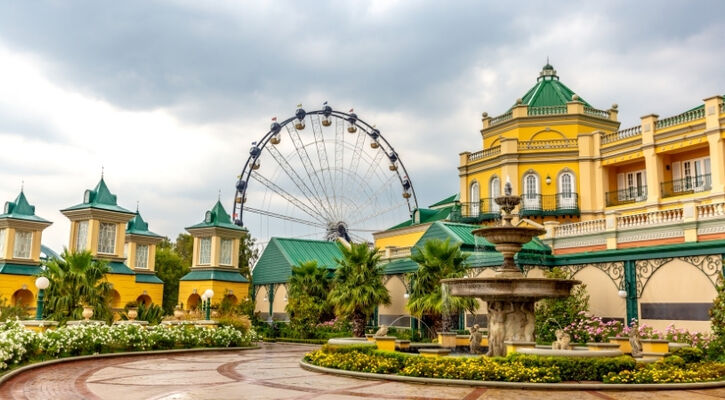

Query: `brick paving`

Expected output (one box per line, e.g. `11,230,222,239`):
0,343,724,399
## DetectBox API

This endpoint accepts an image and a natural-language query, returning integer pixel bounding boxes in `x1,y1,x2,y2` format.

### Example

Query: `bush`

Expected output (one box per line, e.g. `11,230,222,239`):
671,347,705,364
604,360,725,384
507,353,636,381
535,268,590,344
216,314,252,333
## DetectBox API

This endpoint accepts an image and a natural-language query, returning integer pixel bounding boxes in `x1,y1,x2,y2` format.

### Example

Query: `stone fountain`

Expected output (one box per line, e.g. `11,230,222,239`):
442,182,580,356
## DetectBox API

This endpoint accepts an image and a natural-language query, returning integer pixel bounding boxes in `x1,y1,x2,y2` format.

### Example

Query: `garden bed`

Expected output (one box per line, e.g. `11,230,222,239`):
302,345,725,386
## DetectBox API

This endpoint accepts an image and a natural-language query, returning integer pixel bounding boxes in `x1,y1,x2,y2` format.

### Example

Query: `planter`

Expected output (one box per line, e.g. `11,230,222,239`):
395,340,410,351
608,337,632,354
456,335,470,347
19,320,58,332
504,341,535,355
374,336,396,352
419,348,451,358
437,332,457,349
127,308,138,321
587,342,621,352
641,339,669,354
365,334,375,342
82,306,94,321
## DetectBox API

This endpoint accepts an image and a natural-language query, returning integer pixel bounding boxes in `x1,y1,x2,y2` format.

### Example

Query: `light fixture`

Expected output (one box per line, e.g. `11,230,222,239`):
34,277,50,321
203,289,214,299
617,290,627,298
35,277,50,290
403,292,409,299
546,175,552,185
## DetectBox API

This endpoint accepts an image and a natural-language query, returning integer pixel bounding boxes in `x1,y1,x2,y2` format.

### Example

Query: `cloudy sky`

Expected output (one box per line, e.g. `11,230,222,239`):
1,0,724,251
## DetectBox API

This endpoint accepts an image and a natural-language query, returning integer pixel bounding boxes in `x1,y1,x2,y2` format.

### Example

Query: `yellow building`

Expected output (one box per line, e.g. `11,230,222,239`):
60,178,164,309
0,190,52,311
178,200,249,310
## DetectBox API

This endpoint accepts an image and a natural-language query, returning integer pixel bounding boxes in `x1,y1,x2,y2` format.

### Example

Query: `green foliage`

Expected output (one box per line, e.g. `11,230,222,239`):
173,233,194,268
155,238,189,314
604,359,725,384
708,281,725,361
534,267,589,343
40,250,114,323
0,296,29,321
672,347,705,364
238,234,259,289
120,302,165,325
328,242,390,337
216,314,252,333
507,353,636,382
286,260,333,338
407,239,477,334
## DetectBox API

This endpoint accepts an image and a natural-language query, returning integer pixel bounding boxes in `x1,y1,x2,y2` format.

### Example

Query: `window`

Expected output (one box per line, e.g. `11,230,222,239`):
220,239,233,266
490,177,500,212
617,170,646,201
97,223,117,254
135,244,149,269
558,172,576,209
0,228,6,257
199,237,211,265
469,181,480,216
672,157,711,193
522,174,540,209
75,221,89,252
13,230,32,259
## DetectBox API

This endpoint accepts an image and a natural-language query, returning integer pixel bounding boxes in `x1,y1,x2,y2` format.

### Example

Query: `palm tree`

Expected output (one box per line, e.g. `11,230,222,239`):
40,250,114,322
407,238,478,336
328,242,390,337
286,260,333,333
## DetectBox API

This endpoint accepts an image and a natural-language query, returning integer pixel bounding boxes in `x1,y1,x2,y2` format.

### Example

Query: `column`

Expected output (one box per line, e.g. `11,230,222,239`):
499,138,519,195
624,260,638,324
705,96,725,196
641,114,662,206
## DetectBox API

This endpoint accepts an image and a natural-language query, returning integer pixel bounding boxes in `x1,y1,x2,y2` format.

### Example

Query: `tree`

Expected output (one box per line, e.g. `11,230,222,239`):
174,233,194,269
708,281,725,360
534,267,590,343
286,260,332,337
238,234,259,281
40,250,113,322
407,239,478,336
328,242,390,337
155,238,189,314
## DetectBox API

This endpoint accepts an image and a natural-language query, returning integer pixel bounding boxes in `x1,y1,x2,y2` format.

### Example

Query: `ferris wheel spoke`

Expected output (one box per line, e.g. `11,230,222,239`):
285,124,337,219
250,171,328,223
362,150,386,183
334,117,345,218
346,173,399,222
265,144,332,220
244,206,327,229
349,128,366,178
349,200,406,226
310,115,338,218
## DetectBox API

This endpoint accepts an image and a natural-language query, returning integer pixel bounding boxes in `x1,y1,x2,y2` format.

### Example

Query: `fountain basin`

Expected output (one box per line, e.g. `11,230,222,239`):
441,277,581,301
472,227,546,246
517,348,623,358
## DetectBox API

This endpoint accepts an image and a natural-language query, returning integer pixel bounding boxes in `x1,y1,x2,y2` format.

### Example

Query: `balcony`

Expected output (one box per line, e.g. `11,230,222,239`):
450,199,501,224
661,174,711,198
605,186,648,207
519,193,580,217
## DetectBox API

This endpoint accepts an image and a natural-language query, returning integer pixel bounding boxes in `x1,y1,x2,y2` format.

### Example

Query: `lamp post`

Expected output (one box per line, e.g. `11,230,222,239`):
34,277,50,320
203,289,214,320
200,292,208,319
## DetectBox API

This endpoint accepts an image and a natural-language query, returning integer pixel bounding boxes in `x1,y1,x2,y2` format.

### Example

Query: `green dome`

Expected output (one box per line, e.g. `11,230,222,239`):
515,63,591,108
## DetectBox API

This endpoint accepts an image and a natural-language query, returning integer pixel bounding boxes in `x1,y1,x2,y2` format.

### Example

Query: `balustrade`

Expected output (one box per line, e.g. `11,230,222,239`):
583,106,610,118
601,126,641,144
520,193,579,216
661,174,711,198
697,202,725,220
616,208,683,229
467,146,501,162
490,111,512,126
655,108,705,129
518,139,577,151
605,186,648,207
527,106,567,116
554,219,606,237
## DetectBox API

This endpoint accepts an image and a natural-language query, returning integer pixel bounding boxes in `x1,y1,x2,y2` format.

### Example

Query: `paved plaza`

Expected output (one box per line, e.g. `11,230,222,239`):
0,343,723,400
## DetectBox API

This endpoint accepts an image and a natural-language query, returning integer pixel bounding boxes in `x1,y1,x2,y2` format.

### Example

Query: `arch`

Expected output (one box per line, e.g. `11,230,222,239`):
522,171,541,209
528,128,566,142
571,266,625,320
254,285,269,314
109,290,122,309
272,284,288,313
380,274,407,317
11,289,33,308
557,169,576,208
469,180,480,215
187,293,202,310
136,294,152,306
489,137,501,147
224,294,239,305
489,176,501,212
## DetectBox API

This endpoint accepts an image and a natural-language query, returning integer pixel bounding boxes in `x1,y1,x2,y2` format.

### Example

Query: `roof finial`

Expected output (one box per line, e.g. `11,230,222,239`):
547,56,549,65
218,189,221,201
101,165,104,179
20,179,24,193
136,200,139,213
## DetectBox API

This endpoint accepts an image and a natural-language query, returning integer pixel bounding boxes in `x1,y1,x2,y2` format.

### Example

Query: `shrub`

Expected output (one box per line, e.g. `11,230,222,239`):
671,347,705,364
507,353,636,381
535,268,590,343
217,314,252,333
604,360,725,384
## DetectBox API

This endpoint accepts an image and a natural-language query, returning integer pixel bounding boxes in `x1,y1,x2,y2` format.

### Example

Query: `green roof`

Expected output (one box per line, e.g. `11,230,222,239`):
61,178,134,215
126,211,162,238
0,263,42,275
186,200,246,232
429,194,459,208
252,238,342,285
382,258,419,274
0,191,51,224
135,273,163,284
180,268,249,282
516,63,592,109
414,221,551,254
108,261,135,275
387,206,453,230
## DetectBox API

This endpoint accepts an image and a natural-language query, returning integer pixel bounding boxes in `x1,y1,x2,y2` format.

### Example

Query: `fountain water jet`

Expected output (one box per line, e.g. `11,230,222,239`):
441,181,580,356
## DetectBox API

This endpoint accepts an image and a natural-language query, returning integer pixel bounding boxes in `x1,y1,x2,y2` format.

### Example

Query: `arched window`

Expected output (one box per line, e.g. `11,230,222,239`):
470,181,480,216
522,174,540,210
490,176,500,212
558,172,576,209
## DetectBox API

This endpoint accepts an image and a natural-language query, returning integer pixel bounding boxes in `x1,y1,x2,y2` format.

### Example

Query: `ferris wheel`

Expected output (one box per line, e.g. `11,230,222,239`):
233,104,418,243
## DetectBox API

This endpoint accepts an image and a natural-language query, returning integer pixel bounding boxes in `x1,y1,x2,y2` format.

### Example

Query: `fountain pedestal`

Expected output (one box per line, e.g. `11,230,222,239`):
442,189,580,356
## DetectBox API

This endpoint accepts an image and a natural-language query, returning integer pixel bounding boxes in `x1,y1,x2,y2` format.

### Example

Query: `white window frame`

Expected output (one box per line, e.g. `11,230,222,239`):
522,173,541,209
75,221,89,252
673,156,711,193
0,228,6,257
557,172,576,209
220,238,233,266
490,177,500,213
469,181,480,216
135,244,149,269
198,237,212,265
97,223,117,255
13,230,32,259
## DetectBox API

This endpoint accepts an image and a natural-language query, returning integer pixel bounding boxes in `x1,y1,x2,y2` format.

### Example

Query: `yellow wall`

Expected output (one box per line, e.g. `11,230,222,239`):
375,228,427,249
0,274,37,308
380,276,407,316
178,279,249,311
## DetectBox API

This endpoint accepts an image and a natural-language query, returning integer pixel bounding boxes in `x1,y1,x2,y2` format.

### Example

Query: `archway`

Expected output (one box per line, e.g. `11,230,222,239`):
110,290,122,309
187,293,201,310
224,294,239,305
136,294,152,306
11,289,33,308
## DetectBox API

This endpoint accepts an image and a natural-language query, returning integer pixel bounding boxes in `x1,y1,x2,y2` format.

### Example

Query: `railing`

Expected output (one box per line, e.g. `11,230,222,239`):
617,208,683,229
450,199,501,223
490,111,512,126
661,174,711,198
527,105,567,116
378,246,412,259
467,146,501,162
518,139,578,151
584,106,610,119
554,219,606,237
655,107,705,129
520,193,580,216
601,126,642,144
605,186,648,207
697,202,725,220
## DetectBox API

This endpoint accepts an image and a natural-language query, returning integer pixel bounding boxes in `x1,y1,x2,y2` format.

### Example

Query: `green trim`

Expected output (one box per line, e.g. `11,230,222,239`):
0,263,42,275
126,212,162,238
624,260,638,324
0,191,51,223
135,273,163,284
428,194,459,208
553,240,725,265
180,268,248,282
186,200,246,232
108,262,135,275
61,178,134,215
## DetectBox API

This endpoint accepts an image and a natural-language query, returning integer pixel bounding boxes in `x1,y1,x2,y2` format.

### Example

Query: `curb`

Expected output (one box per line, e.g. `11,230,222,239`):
0,345,260,386
299,360,725,391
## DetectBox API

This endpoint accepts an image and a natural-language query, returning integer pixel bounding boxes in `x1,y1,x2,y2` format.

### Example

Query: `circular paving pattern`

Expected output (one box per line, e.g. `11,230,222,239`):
1,343,724,399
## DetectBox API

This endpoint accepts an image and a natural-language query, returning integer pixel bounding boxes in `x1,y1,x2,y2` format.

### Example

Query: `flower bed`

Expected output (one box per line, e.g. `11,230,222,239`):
303,345,725,384
0,320,257,372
